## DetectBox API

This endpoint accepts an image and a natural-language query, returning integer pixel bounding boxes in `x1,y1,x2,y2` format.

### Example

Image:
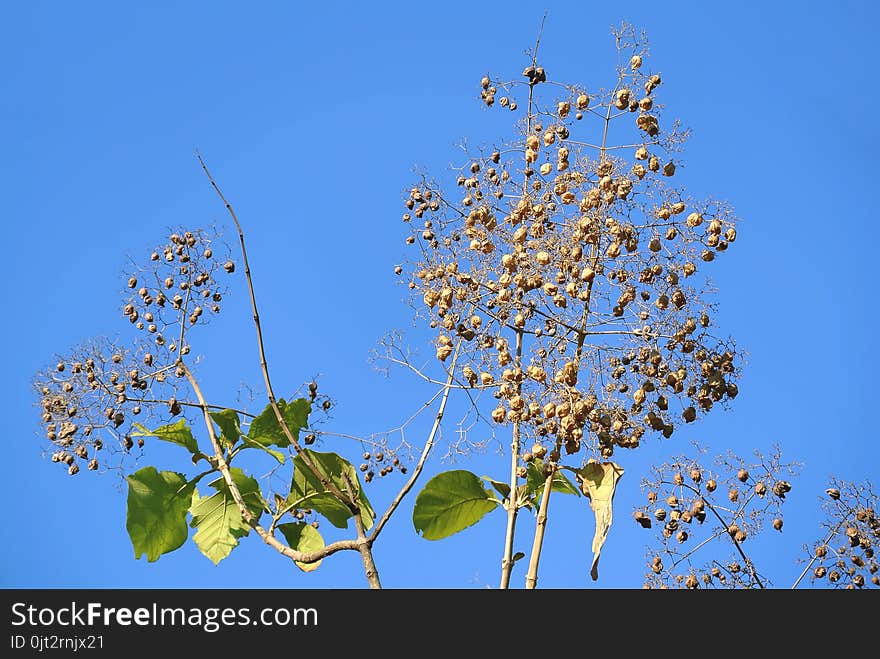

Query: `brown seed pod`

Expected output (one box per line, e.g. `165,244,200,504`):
772,480,792,498
737,468,749,482
634,511,652,528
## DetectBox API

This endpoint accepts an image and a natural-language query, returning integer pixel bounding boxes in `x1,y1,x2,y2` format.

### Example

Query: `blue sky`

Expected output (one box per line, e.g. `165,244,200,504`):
2,1,878,589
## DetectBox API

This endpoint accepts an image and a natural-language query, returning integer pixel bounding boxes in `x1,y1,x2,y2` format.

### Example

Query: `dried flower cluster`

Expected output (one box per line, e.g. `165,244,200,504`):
806,479,879,589
34,228,234,474
636,447,799,589
399,25,741,466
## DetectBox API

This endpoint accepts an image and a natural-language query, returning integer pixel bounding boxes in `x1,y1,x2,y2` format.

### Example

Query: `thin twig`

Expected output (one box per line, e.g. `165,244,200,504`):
196,152,354,510
370,339,462,542
791,518,848,589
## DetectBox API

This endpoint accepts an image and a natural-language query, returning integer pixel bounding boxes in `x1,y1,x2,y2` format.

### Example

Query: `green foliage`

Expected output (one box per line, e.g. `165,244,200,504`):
241,437,286,464
413,470,500,540
247,398,311,449
131,419,200,456
525,460,580,504
210,409,243,450
482,476,511,499
277,522,325,572
126,467,196,562
287,449,375,530
189,468,266,564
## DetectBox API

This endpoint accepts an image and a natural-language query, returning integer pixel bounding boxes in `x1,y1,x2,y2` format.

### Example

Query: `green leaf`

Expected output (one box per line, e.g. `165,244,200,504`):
482,476,510,500
413,470,499,540
526,460,580,503
277,523,325,572
189,468,265,564
247,398,311,448
512,551,526,564
126,467,196,562
210,409,242,450
131,419,199,455
287,450,375,530
240,436,286,464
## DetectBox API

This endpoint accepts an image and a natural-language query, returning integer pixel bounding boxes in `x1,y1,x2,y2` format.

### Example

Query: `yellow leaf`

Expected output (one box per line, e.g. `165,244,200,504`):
576,461,624,581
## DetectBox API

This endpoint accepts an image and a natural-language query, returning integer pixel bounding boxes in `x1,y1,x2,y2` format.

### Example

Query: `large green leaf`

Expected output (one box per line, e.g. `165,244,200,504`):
575,461,624,581
210,409,242,450
126,467,196,562
413,470,499,540
189,468,265,564
526,460,580,503
131,419,199,455
277,523,325,572
247,398,311,448
287,450,375,530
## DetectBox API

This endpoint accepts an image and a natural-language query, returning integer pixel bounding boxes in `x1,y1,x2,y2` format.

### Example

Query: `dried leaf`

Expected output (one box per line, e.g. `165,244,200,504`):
576,461,624,581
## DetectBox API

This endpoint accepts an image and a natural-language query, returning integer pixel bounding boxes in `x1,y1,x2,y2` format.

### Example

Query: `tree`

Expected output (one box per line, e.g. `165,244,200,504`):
30,20,877,590
402,22,742,588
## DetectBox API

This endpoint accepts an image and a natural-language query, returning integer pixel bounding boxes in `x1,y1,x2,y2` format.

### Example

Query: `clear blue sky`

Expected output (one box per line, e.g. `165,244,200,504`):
2,1,877,589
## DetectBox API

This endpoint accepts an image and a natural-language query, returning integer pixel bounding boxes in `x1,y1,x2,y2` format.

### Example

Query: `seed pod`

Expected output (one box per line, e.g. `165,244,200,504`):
223,260,235,273
737,468,749,482
630,55,642,70
772,480,792,498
